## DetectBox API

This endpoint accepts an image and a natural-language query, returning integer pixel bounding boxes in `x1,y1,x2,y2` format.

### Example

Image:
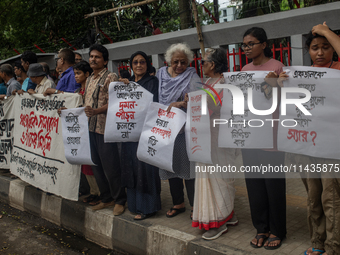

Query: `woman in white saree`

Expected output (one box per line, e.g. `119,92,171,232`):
192,48,240,240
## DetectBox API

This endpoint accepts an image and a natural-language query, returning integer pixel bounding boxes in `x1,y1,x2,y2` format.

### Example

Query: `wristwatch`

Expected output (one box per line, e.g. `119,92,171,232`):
54,90,58,94
4,96,7,100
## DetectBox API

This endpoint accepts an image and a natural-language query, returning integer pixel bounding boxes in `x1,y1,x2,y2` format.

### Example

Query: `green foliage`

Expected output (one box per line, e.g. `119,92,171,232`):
238,0,339,18
197,1,217,26
0,0,222,60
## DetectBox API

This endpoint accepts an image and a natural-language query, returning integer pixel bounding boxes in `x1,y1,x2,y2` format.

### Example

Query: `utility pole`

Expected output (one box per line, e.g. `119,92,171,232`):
213,0,219,22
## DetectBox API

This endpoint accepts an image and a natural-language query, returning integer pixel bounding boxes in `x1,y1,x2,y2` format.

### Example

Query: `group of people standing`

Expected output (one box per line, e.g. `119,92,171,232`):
113,21,339,255
0,20,338,255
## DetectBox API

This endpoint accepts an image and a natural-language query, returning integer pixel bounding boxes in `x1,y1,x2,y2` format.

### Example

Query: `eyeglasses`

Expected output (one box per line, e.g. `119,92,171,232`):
241,42,262,50
172,60,187,66
55,57,61,62
132,60,146,66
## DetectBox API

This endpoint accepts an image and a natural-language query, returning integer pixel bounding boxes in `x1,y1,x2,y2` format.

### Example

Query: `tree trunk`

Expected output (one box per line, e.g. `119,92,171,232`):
177,0,192,29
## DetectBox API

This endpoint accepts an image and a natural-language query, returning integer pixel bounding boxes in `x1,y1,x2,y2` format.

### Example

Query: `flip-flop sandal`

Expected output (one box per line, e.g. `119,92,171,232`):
166,207,186,218
264,236,283,250
134,212,156,221
88,196,101,206
250,234,268,248
304,248,325,255
83,194,98,203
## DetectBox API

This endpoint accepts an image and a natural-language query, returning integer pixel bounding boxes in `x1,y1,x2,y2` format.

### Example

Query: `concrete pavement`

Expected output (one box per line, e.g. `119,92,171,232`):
0,169,311,255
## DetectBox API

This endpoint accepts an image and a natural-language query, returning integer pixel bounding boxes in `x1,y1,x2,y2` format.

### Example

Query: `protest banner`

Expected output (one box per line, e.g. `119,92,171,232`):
137,102,186,172
278,66,340,159
0,97,15,169
10,93,83,201
61,107,94,165
104,81,153,142
218,71,274,149
185,90,212,164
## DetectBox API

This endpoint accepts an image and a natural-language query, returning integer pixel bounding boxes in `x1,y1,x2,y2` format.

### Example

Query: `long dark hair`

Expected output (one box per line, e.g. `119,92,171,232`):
243,27,272,58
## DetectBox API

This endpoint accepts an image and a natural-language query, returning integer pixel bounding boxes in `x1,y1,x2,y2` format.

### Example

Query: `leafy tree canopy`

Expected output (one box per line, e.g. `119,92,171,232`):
0,0,217,60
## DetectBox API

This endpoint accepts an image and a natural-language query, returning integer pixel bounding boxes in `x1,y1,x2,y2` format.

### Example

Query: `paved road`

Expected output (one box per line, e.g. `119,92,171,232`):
0,201,127,255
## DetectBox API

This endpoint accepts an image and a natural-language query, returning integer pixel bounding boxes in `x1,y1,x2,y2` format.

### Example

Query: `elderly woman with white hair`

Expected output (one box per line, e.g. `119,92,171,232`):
157,43,199,219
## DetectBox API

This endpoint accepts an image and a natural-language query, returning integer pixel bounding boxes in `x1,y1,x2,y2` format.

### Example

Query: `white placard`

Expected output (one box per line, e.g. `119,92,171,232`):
137,102,187,172
61,107,94,165
10,93,83,201
218,71,274,149
278,66,340,159
185,90,212,164
104,81,154,142
0,97,15,169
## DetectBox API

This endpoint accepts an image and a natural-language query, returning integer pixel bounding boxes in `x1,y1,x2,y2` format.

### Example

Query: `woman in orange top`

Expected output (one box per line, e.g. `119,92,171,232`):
280,22,340,255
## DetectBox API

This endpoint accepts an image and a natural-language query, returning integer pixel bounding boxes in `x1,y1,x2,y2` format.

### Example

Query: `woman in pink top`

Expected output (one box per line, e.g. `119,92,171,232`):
241,27,286,250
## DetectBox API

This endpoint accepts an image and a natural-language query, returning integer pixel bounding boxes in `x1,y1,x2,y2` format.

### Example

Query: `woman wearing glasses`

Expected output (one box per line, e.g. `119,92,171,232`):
241,27,286,250
157,43,199,219
120,51,161,220
192,48,240,240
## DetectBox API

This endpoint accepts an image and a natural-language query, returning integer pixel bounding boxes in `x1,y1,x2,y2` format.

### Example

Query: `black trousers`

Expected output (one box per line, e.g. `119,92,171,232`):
169,178,195,207
89,132,126,205
242,149,286,239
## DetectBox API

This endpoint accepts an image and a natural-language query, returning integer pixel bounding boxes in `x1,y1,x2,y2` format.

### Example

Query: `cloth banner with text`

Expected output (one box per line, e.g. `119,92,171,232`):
104,81,153,142
137,102,186,172
61,107,94,165
278,66,340,159
218,71,274,149
10,93,83,201
0,97,15,169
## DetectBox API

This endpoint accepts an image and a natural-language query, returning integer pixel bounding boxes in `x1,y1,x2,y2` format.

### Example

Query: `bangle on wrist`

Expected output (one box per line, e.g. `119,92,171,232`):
54,89,58,94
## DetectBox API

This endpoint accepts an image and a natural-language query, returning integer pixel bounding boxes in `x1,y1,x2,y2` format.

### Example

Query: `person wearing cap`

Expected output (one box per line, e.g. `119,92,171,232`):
27,63,55,95
0,64,21,100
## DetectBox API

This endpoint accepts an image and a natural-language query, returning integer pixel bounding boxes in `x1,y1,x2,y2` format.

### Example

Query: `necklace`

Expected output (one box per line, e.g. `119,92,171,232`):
206,76,222,88
313,60,333,68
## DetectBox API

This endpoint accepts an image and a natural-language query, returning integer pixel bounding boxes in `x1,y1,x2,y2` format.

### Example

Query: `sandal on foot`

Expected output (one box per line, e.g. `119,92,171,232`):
250,234,268,248
88,196,101,206
134,212,156,221
83,194,98,203
190,209,193,220
166,207,185,218
264,236,283,250
304,248,325,255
